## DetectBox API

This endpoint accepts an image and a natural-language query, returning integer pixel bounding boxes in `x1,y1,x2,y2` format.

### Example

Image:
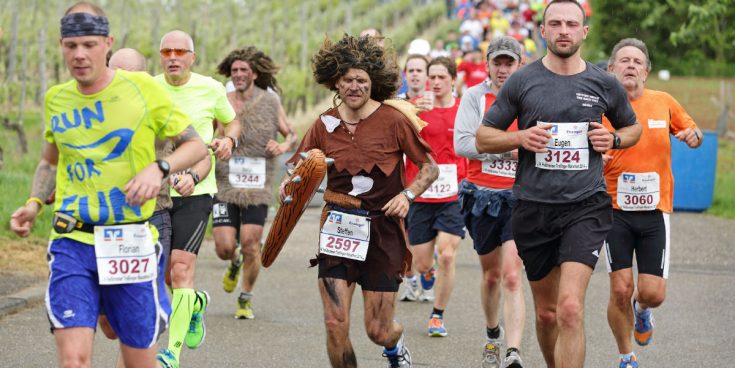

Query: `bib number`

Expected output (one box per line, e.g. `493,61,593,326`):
482,158,517,177
616,172,660,211
421,164,458,199
319,211,371,261
94,224,157,285
229,156,266,189
535,122,589,170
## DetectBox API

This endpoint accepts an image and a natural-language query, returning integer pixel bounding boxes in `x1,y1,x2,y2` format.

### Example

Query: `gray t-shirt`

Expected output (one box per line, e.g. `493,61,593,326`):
482,59,637,203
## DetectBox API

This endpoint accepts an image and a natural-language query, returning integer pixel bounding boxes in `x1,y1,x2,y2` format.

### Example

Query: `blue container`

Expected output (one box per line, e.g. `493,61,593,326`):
671,130,718,211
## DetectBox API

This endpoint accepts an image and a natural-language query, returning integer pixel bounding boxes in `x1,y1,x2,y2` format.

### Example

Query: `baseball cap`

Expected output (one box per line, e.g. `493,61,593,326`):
407,38,431,56
486,36,522,61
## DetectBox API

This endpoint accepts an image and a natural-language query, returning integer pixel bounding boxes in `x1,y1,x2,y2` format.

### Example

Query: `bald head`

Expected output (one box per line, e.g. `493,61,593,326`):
109,48,146,72
160,30,194,52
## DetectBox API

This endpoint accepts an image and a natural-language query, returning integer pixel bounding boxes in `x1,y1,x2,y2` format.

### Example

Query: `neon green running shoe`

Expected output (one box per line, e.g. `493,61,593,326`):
223,252,243,293
184,290,209,349
235,298,255,320
156,348,179,368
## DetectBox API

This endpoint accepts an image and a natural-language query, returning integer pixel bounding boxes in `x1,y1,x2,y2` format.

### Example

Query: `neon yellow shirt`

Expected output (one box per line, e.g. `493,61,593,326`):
154,72,236,196
44,70,191,245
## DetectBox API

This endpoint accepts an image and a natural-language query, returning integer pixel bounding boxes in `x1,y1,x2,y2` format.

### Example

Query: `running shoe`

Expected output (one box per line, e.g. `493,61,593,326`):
482,326,505,368
222,252,243,293
633,300,654,346
156,348,179,368
399,278,420,302
428,314,448,337
184,290,209,349
504,349,524,368
382,333,412,367
235,298,255,319
619,355,638,368
418,287,435,302
420,268,435,290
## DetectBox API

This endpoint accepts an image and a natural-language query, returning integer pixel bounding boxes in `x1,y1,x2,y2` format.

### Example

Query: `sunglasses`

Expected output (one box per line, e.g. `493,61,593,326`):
159,48,192,57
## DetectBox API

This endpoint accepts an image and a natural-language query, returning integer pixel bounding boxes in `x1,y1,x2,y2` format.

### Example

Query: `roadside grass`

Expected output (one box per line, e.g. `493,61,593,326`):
710,139,735,218
646,77,734,130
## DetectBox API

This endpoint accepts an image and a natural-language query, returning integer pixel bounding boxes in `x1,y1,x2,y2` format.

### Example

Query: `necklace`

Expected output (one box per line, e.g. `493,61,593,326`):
342,120,360,126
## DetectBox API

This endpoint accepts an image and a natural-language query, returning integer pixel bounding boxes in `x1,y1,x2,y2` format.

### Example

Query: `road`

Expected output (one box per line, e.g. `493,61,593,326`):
1,209,734,367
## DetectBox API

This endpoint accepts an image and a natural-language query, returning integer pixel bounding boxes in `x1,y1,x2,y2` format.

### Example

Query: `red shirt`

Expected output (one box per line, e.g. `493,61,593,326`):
458,61,488,89
466,92,518,188
406,98,467,202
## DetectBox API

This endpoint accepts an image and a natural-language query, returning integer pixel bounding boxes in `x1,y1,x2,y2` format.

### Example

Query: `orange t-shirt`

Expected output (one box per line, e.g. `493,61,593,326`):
602,89,697,213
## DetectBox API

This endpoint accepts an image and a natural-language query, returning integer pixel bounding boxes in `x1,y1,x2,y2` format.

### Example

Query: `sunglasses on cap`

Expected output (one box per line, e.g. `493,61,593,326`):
159,48,192,57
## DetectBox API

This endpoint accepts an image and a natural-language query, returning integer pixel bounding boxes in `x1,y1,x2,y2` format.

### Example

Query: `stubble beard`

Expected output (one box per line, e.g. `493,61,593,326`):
548,40,582,59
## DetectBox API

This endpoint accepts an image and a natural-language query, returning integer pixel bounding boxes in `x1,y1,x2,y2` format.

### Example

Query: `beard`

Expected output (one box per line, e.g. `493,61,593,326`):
548,39,582,59
236,79,253,92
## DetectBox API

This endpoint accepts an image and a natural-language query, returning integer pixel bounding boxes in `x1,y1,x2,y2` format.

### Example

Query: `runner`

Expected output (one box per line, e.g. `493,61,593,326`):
214,46,298,319
405,56,466,338
282,34,438,368
9,3,207,367
455,35,526,368
475,1,642,366
602,38,703,368
155,30,239,368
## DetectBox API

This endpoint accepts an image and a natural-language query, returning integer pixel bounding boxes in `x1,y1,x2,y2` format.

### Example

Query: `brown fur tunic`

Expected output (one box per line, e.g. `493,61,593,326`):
215,87,281,207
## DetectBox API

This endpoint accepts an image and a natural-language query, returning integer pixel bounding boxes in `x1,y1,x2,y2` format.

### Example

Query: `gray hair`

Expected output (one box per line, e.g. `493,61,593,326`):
160,30,194,52
608,38,651,71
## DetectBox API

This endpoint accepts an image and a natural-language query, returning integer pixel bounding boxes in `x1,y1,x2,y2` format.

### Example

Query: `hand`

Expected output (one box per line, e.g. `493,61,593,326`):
124,163,163,207
520,123,553,153
10,205,39,237
588,122,614,153
265,139,288,157
675,128,702,148
210,137,233,160
382,192,411,218
602,154,613,164
278,177,289,203
172,171,196,197
414,95,433,113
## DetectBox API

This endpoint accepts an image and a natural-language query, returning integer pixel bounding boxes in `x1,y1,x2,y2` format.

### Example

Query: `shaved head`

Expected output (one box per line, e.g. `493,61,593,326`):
160,30,194,52
109,48,146,71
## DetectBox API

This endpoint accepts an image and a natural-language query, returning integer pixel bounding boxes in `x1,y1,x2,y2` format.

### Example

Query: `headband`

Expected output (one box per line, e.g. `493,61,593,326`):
60,12,109,38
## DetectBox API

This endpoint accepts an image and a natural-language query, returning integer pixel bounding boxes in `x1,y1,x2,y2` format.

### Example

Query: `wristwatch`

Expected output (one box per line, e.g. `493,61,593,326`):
226,136,239,149
186,169,201,185
611,132,622,149
155,159,171,179
402,189,416,203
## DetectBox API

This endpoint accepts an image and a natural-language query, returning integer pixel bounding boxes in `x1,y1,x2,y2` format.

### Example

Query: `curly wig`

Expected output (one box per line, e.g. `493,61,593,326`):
217,46,281,94
312,34,400,102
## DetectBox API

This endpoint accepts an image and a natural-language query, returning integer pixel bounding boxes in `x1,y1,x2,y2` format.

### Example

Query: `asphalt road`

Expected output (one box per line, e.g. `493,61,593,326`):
1,209,734,367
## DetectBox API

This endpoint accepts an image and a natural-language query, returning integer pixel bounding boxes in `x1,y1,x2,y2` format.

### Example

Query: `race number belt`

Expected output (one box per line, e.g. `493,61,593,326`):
94,223,157,285
616,172,660,211
482,158,517,178
319,210,371,261
421,164,458,199
229,156,266,189
535,122,589,171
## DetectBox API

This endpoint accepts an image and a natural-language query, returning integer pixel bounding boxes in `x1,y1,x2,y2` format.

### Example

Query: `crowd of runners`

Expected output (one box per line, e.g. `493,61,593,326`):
8,0,704,367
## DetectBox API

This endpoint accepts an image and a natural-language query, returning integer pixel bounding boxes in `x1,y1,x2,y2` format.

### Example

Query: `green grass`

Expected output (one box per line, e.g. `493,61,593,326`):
709,139,735,218
646,77,735,130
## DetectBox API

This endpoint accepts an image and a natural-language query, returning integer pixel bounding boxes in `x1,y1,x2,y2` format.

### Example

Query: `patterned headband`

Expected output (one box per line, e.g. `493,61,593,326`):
60,12,109,38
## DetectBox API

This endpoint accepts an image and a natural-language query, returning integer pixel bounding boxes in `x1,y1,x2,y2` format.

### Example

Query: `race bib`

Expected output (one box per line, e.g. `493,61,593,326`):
421,164,459,199
482,158,517,178
535,122,589,171
94,224,157,285
616,172,660,211
319,211,371,261
229,156,266,189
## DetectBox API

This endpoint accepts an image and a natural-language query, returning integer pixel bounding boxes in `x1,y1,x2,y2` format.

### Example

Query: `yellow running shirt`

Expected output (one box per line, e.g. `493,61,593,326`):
44,70,191,245
154,72,236,197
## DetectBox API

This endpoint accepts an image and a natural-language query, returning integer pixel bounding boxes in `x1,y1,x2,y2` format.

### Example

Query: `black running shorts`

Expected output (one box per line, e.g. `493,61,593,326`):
604,209,670,278
212,198,268,227
512,191,613,281
169,195,213,255
406,201,465,245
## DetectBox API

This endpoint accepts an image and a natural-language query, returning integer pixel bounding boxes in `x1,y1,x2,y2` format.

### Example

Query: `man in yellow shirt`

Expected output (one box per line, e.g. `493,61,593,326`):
10,3,207,367
154,30,239,368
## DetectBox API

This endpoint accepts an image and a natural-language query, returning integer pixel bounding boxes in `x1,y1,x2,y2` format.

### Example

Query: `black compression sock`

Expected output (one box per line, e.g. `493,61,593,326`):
432,308,444,318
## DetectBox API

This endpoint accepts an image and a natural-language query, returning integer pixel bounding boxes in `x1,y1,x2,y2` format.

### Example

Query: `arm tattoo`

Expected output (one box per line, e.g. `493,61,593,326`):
409,156,439,196
171,125,200,148
30,161,57,200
